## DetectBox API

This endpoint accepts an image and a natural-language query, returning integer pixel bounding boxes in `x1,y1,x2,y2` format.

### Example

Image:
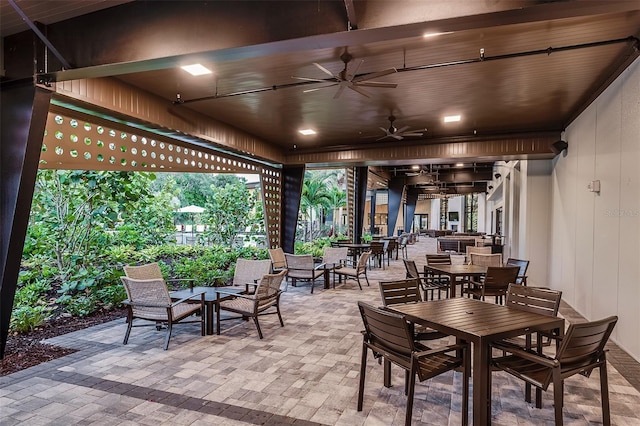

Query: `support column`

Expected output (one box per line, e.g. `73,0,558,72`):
369,189,377,235
439,197,449,230
280,165,305,254
404,187,418,234
1,82,52,358
388,177,405,236
353,166,368,244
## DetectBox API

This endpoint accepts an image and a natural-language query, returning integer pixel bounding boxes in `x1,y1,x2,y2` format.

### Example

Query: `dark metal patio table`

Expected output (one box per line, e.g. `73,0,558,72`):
425,263,487,297
389,297,564,425
170,286,245,335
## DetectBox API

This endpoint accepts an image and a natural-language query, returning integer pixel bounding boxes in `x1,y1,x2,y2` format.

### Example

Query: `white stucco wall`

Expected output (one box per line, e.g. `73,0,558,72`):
550,56,640,362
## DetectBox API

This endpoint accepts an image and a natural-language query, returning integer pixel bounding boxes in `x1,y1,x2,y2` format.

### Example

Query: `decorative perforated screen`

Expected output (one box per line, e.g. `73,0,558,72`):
39,109,283,248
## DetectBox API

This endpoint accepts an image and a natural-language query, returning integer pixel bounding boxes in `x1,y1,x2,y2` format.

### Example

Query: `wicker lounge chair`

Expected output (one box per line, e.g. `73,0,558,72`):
119,276,205,350
334,251,371,290
232,258,272,287
123,262,194,289
284,254,324,293
216,270,287,339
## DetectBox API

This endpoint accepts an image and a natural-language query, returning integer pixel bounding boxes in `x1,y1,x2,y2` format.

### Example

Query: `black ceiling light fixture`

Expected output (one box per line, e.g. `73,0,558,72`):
552,140,569,155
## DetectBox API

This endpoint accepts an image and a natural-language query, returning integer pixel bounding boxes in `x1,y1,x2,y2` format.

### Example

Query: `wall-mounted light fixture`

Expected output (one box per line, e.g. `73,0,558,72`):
552,140,569,155
494,173,501,179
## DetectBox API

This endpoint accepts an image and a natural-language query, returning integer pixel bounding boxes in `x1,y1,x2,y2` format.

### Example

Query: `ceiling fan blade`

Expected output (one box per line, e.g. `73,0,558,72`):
391,134,403,140
333,85,347,99
376,135,393,141
292,76,330,82
347,59,364,80
401,132,424,137
378,127,389,133
348,85,371,98
303,84,338,93
352,68,397,82
313,62,337,78
396,126,410,133
354,81,398,88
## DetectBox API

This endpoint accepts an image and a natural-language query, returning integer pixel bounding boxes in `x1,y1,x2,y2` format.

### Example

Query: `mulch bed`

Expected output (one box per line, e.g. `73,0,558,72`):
0,308,126,377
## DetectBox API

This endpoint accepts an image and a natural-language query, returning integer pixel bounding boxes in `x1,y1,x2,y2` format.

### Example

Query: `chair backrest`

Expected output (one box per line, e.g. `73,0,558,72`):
466,245,492,257
403,259,420,280
386,239,397,252
233,258,272,286
120,276,171,319
505,258,530,283
268,248,287,270
284,254,316,277
369,241,386,255
357,301,414,370
470,253,503,266
357,252,371,272
322,246,348,265
254,270,287,309
505,284,562,317
426,254,452,266
123,262,163,280
483,266,520,291
378,278,422,307
556,316,618,372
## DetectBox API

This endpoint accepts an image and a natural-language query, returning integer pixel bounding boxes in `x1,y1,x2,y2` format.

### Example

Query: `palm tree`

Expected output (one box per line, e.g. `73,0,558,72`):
300,173,331,241
326,185,347,235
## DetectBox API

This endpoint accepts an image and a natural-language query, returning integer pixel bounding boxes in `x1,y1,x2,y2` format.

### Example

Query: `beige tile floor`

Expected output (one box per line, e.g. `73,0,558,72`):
1,237,639,425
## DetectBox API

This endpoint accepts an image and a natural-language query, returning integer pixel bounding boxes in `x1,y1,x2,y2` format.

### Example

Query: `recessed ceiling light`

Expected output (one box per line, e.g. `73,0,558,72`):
180,64,212,76
423,31,453,38
299,129,316,136
444,115,461,123
455,163,464,167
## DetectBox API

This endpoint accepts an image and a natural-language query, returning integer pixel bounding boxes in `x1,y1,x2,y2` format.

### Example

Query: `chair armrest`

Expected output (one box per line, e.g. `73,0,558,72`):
123,300,171,309
491,341,559,367
170,291,205,306
215,288,250,298
413,343,468,359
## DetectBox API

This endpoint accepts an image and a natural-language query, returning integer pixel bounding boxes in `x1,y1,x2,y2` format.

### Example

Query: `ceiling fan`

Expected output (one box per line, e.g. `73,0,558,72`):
376,115,425,141
292,51,397,98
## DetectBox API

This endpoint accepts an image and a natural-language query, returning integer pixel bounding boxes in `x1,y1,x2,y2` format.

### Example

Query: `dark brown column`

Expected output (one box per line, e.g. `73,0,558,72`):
280,165,305,254
404,187,418,233
387,177,404,237
1,81,51,358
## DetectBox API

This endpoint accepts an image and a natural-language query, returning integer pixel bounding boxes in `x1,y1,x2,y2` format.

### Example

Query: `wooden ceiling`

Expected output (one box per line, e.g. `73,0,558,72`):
3,0,640,193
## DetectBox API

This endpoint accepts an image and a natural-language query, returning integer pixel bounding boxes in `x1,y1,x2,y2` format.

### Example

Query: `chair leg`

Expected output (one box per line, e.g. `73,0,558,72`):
276,304,284,327
356,276,363,290
600,361,611,426
384,359,392,387
462,344,469,426
123,311,133,345
163,322,173,350
364,273,370,287
357,344,368,411
552,368,564,426
405,365,417,426
252,316,264,339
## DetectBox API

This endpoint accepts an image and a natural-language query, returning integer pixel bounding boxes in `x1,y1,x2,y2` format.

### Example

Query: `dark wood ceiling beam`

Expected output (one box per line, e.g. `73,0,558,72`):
37,0,639,83
286,132,561,167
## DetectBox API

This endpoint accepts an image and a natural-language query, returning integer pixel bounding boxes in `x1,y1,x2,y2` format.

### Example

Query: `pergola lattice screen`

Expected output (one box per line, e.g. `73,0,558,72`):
40,109,283,248
346,167,355,240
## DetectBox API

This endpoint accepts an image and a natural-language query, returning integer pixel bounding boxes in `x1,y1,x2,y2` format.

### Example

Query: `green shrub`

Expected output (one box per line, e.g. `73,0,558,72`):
96,285,127,310
61,294,98,317
10,305,52,333
14,279,51,306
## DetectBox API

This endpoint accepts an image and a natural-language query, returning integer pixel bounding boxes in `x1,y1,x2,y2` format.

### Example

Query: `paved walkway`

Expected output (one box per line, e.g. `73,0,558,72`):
2,238,639,425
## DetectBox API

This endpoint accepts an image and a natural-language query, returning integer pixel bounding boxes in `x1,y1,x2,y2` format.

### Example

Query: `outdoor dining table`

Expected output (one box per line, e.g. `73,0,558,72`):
338,243,371,263
388,297,564,425
425,263,488,297
170,286,245,335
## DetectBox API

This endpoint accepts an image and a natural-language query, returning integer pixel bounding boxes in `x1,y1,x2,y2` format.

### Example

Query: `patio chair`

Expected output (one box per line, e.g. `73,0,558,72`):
505,257,530,285
232,258,272,288
216,270,287,339
268,247,287,272
123,262,194,289
492,316,618,426
469,252,503,266
284,253,324,293
378,278,448,341
356,301,470,426
397,236,409,258
119,276,205,350
403,259,449,300
369,240,388,269
319,246,348,288
497,283,563,405
463,265,520,303
425,254,457,293
334,251,371,290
